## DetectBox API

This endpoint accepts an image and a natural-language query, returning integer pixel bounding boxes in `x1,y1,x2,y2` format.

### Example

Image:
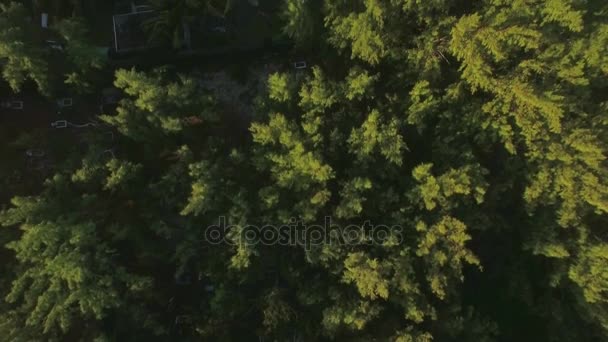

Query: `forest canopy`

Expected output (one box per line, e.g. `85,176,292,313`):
0,0,607,341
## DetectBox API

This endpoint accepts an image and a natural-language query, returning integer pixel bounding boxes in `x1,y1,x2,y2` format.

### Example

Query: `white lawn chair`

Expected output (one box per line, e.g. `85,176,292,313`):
294,61,307,69
51,120,68,128
46,40,64,51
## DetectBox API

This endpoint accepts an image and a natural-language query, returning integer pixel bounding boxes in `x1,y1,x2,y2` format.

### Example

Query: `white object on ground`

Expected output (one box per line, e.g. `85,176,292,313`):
46,40,63,51
51,120,68,128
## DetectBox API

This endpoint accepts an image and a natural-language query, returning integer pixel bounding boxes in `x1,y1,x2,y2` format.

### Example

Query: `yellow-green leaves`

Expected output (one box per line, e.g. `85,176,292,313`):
451,13,541,91
268,72,294,103
299,67,339,111
251,113,334,220
541,0,585,32
322,298,382,333
105,69,216,141
335,177,373,219
586,24,608,74
416,216,480,299
524,129,607,227
569,244,608,304
348,110,405,165
1,191,151,336
450,13,494,92
252,113,334,189
281,0,318,48
408,80,440,126
326,0,387,64
412,163,487,211
55,18,105,93
344,67,378,100
104,159,142,191
343,252,390,300
0,2,50,95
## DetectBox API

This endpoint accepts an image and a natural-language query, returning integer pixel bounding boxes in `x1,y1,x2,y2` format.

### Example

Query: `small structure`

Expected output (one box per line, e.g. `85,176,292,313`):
294,61,307,69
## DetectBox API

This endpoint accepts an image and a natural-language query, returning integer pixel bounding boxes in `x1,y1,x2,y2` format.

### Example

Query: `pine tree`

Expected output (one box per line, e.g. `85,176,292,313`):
0,2,50,95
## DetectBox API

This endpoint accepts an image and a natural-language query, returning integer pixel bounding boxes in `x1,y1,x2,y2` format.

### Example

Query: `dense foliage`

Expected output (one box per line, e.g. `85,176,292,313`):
0,0,607,341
